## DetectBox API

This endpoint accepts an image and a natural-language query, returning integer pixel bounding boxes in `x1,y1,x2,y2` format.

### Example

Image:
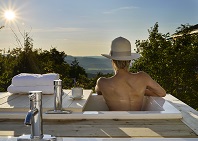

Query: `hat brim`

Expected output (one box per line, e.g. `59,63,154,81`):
101,53,140,61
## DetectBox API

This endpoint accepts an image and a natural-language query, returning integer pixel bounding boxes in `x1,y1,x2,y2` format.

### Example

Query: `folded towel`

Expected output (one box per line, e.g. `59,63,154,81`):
12,73,59,86
7,84,54,94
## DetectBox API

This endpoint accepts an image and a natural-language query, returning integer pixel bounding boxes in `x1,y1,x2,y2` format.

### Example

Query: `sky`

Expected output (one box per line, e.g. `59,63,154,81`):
0,0,197,56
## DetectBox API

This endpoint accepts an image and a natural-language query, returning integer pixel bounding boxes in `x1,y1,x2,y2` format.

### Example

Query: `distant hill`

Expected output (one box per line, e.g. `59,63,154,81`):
64,55,113,76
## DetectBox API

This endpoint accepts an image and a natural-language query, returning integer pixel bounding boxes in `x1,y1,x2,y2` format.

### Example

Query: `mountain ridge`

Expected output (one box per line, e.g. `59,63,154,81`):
64,55,113,75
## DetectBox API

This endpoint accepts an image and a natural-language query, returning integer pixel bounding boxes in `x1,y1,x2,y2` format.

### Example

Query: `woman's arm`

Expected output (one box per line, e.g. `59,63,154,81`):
95,78,103,95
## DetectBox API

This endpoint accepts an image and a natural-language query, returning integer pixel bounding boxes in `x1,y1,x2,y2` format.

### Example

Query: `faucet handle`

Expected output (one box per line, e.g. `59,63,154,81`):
28,94,36,101
24,108,38,126
24,110,32,126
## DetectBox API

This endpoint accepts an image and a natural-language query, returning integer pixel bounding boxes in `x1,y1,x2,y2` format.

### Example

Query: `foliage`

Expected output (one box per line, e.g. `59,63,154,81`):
69,58,87,81
131,23,198,110
0,30,102,91
0,26,4,30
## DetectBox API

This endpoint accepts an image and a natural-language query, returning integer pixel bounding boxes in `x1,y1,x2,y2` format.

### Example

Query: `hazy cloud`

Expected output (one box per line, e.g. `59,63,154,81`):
103,6,138,14
32,27,85,33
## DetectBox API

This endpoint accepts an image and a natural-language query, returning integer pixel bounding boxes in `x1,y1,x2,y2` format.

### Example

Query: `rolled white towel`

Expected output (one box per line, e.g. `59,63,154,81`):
39,73,60,86
12,73,59,86
7,84,54,94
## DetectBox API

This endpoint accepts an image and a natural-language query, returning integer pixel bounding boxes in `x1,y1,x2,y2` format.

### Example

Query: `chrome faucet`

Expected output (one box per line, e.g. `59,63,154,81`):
26,91,43,139
54,79,63,111
18,91,56,141
46,79,71,114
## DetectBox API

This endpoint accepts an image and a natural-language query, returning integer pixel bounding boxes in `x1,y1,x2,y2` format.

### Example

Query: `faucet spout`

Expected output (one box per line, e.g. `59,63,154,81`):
24,108,38,126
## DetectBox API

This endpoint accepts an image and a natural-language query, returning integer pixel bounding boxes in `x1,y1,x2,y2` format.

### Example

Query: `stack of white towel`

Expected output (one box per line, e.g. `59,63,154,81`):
7,73,59,94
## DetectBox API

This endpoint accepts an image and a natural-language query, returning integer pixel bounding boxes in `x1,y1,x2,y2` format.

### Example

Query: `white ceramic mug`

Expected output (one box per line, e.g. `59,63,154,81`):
72,87,83,98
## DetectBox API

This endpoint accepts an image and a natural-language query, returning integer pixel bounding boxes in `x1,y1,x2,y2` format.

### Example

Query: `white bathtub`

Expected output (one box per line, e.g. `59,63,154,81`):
0,93,182,120
80,94,182,119
43,94,182,120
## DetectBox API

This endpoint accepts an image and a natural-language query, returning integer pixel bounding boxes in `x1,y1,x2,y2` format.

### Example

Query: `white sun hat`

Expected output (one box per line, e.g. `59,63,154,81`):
101,37,140,60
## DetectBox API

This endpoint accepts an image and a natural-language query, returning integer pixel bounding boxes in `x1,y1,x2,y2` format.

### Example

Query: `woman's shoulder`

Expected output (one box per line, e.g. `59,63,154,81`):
97,76,109,81
96,77,109,84
131,71,148,76
131,71,151,79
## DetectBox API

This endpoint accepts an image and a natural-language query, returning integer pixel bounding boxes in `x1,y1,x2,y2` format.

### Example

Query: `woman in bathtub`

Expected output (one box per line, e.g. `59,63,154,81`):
95,37,166,111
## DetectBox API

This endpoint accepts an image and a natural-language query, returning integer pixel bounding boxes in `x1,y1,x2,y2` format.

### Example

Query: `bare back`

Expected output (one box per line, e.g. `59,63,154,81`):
95,70,166,111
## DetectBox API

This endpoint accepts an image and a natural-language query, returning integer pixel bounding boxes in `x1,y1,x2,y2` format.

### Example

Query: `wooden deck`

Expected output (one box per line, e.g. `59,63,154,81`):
0,119,197,138
0,89,92,112
0,90,198,138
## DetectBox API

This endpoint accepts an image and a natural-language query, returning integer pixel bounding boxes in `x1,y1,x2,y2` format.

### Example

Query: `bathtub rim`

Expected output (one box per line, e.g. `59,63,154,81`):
0,94,182,120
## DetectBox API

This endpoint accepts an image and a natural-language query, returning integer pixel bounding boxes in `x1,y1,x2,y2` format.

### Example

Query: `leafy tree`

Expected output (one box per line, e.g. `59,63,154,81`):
0,26,4,30
0,30,71,90
38,47,70,75
131,23,198,109
0,55,11,91
38,47,71,88
11,33,42,74
0,31,42,91
69,58,87,80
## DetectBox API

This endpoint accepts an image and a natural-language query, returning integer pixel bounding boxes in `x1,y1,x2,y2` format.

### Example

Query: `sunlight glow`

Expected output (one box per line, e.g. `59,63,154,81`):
4,10,15,20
